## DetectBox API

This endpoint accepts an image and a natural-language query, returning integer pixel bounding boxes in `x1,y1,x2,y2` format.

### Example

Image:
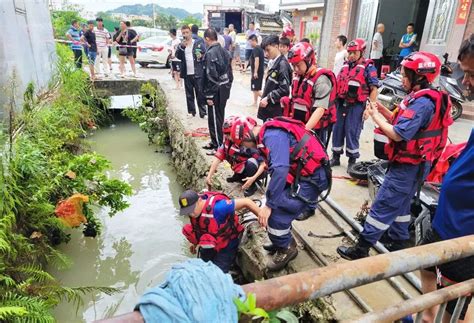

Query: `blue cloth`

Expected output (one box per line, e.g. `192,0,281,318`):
87,51,97,65
263,128,328,247
137,259,244,323
400,33,416,58
393,96,435,142
433,129,474,240
331,101,365,158
66,26,82,50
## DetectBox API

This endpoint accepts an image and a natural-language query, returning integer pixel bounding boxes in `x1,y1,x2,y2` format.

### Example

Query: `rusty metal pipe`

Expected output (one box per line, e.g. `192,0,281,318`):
95,236,474,322
352,279,474,323
242,236,474,311
323,197,422,291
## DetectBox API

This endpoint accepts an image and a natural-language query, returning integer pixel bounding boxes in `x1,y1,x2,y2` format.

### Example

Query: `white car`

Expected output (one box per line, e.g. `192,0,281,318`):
136,36,172,68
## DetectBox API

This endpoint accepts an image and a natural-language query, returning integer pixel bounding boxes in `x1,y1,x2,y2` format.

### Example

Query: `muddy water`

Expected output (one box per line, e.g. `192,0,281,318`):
51,117,187,322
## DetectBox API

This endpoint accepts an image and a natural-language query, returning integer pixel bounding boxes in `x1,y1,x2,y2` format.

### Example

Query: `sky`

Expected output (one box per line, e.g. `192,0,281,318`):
68,0,278,15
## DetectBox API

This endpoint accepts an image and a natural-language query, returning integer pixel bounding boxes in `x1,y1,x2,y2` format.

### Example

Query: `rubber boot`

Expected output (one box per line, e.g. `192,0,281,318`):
347,157,357,171
267,239,298,272
337,237,371,260
226,174,241,183
263,241,277,254
295,209,315,221
330,154,341,167
244,183,258,197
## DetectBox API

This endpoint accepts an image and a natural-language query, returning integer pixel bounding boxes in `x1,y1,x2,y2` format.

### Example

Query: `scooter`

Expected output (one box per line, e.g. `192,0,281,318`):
377,54,465,120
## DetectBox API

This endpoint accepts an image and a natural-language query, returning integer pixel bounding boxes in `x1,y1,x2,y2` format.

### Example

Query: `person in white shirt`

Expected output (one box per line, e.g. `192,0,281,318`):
216,27,225,48
370,23,385,78
333,35,348,77
94,17,111,77
169,28,182,90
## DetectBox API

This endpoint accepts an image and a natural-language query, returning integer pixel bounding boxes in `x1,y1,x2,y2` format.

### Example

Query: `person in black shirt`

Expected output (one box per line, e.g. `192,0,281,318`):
201,28,232,152
258,35,292,121
249,34,264,106
81,20,97,80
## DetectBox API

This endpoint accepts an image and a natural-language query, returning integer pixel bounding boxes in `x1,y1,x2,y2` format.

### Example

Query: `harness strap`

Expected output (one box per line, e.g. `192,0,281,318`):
290,133,312,161
413,128,443,140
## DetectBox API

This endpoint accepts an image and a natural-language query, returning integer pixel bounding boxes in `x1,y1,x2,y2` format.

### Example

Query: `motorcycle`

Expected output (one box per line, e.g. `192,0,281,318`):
377,53,466,120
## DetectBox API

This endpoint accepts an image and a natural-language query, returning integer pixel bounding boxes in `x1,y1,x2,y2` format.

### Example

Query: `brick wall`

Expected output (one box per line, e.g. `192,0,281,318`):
463,1,474,39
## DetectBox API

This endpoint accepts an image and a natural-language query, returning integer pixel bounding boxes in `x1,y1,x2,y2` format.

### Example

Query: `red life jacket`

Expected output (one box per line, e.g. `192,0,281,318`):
374,89,453,165
222,138,260,174
257,117,328,184
336,59,373,103
282,67,337,129
189,192,243,252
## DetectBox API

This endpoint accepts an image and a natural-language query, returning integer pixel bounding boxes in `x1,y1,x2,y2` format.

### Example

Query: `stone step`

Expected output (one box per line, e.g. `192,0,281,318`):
461,101,474,120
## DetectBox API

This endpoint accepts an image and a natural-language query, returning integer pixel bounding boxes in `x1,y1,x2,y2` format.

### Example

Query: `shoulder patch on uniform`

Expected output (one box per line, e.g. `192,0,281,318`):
369,70,377,77
402,109,415,119
226,199,232,205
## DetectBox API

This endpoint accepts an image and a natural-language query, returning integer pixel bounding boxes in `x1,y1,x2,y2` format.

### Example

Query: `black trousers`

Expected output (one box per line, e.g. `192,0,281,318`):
207,87,228,147
73,49,83,69
373,58,382,78
184,75,206,117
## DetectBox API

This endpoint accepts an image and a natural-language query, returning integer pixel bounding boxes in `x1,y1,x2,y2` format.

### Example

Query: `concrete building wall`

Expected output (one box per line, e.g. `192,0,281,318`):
0,0,56,117
462,0,474,39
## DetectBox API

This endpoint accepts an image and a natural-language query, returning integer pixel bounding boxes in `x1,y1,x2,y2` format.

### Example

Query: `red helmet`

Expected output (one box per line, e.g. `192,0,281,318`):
400,51,441,83
230,117,256,145
288,42,315,66
347,38,367,52
223,116,238,135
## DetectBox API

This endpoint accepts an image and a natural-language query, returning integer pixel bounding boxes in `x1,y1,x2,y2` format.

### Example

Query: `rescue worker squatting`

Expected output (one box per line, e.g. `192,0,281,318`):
179,190,260,273
337,51,453,260
230,116,330,271
330,38,380,169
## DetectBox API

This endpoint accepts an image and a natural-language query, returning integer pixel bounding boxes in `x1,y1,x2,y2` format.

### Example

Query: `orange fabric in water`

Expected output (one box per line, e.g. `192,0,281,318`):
55,193,89,227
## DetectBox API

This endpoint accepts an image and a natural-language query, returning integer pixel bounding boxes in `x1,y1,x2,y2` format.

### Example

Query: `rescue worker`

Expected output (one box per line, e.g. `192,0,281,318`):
257,35,292,122
178,190,260,273
330,38,379,169
282,41,337,148
337,51,452,260
418,35,474,323
206,116,266,197
230,117,330,271
202,28,233,153
280,41,336,221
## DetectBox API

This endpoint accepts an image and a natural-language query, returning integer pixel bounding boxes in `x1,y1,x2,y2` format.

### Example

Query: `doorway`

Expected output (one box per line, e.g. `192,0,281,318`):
225,12,242,33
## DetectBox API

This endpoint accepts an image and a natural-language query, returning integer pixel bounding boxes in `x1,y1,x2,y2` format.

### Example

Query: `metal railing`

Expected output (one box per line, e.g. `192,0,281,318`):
94,235,474,322
353,278,474,323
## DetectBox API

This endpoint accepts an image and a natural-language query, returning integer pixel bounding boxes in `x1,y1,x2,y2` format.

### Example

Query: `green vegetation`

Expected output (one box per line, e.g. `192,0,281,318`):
234,293,298,323
0,44,132,321
51,7,84,38
122,83,169,146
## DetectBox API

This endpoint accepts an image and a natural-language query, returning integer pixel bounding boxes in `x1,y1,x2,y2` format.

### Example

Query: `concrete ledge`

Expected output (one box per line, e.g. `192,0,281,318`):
93,78,159,97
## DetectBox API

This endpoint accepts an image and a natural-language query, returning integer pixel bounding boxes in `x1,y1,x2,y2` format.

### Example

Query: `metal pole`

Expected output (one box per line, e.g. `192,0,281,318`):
450,296,467,323
324,197,422,291
350,279,474,323
242,236,474,311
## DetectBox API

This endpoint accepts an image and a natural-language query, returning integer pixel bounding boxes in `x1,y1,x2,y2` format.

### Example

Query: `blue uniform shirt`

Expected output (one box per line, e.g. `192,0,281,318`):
433,129,474,240
364,63,380,88
394,96,435,142
201,197,238,248
400,33,416,58
263,129,293,209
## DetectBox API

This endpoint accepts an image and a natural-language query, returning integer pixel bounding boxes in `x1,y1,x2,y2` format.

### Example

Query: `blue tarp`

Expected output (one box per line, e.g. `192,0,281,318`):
136,259,245,323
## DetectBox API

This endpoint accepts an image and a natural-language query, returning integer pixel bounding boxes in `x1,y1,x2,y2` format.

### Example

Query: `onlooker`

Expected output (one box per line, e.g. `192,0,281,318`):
256,28,262,45
371,23,385,77
125,21,139,77
228,24,238,65
201,28,232,152
244,22,257,71
418,42,473,318
279,37,291,59
459,34,474,94
176,25,207,118
169,28,182,90
94,17,111,77
223,28,232,52
81,20,98,80
398,23,417,66
80,23,89,58
107,30,113,74
258,35,292,121
333,35,348,76
66,20,83,68
216,27,225,48
249,34,264,107
115,21,129,77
